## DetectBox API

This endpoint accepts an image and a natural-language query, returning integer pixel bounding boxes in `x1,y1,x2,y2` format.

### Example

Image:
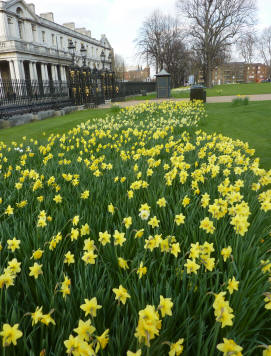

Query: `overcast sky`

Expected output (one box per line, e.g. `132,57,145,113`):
31,0,271,66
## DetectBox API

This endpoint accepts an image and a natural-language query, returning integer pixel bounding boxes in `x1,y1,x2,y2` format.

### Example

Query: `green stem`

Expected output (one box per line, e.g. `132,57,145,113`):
210,323,220,356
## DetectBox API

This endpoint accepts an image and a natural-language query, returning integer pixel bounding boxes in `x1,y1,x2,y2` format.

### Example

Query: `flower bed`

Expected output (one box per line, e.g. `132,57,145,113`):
0,101,270,355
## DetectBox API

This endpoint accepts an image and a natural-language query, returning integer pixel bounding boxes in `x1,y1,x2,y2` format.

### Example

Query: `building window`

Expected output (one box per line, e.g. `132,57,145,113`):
16,7,23,17
32,24,36,42
60,37,63,49
42,31,46,43
18,21,23,39
51,34,55,46
8,17,13,36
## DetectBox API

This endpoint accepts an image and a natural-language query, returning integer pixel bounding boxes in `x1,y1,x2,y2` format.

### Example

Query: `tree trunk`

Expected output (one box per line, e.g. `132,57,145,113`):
204,64,212,88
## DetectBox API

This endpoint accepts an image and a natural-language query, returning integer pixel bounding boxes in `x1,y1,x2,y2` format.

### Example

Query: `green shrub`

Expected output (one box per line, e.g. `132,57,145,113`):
232,96,250,106
110,105,121,114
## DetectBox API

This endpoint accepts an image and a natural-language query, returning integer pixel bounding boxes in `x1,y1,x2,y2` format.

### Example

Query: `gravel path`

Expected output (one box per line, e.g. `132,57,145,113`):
99,93,271,109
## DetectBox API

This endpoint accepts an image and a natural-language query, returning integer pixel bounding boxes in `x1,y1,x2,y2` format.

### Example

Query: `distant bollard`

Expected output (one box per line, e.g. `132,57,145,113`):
141,90,147,96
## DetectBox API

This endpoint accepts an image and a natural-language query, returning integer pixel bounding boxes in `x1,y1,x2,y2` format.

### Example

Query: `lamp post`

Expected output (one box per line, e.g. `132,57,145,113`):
108,52,112,71
100,50,105,70
68,40,76,66
122,61,125,82
80,44,87,67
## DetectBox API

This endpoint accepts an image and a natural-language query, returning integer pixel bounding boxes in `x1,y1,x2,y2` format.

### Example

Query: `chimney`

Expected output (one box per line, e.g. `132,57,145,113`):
76,27,88,36
63,22,75,30
40,12,54,22
74,28,91,38
27,3,35,13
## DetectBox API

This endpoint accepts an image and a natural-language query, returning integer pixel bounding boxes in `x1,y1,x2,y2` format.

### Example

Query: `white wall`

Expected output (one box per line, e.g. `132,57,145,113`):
0,3,112,70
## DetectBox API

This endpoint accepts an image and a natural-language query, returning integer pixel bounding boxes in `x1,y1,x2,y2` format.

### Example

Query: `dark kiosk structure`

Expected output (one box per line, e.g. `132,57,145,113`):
155,69,171,98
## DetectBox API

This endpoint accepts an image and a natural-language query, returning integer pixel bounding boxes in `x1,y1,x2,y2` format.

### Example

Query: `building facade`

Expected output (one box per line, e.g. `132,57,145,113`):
123,66,150,82
212,62,268,85
0,0,113,82
244,63,268,83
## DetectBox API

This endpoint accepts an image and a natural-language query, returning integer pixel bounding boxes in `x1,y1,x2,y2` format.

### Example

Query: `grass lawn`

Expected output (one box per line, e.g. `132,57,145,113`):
125,82,271,101
0,108,111,144
198,101,271,170
0,100,270,170
204,82,271,96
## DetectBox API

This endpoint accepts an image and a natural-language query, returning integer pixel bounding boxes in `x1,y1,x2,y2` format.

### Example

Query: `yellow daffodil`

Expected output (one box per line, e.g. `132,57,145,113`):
80,297,102,317
29,263,43,279
217,338,243,355
112,285,131,305
0,323,23,347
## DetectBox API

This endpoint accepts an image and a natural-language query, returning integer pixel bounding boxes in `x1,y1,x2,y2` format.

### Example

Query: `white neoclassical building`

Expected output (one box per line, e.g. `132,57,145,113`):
0,0,113,82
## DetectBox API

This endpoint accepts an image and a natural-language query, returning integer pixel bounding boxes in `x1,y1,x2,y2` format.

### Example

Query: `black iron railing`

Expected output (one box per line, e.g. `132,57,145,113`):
0,79,72,119
116,81,156,97
0,71,156,119
68,67,116,106
0,79,69,106
0,68,117,118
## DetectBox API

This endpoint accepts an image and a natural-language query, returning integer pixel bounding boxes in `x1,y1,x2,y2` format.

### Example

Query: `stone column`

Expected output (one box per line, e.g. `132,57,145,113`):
28,62,36,81
50,64,55,81
34,62,39,80
61,66,69,95
41,63,49,81
20,60,25,80
60,66,67,81
55,65,59,81
9,60,16,80
59,66,63,81
8,60,19,95
31,62,40,95
32,62,39,81
13,59,25,80
40,64,46,81
51,65,58,81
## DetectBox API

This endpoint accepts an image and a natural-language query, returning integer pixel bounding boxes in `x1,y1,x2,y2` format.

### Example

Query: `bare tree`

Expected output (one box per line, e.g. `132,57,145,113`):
135,10,189,87
238,31,257,63
163,39,190,87
113,54,126,81
135,10,164,74
258,26,271,79
176,0,257,87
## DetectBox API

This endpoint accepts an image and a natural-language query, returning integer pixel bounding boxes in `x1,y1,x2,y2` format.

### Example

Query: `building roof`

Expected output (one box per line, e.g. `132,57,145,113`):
155,69,170,77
